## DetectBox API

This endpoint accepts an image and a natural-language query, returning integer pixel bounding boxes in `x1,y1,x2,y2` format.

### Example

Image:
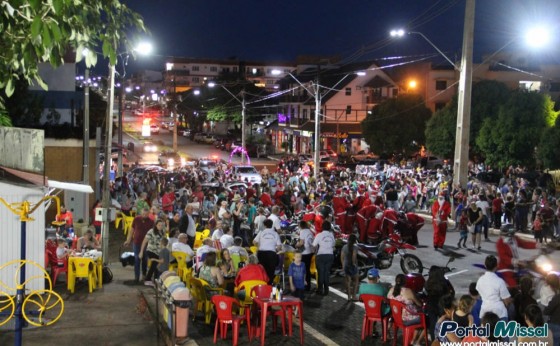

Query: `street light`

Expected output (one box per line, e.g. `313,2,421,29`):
102,41,152,263
207,82,248,164
390,29,460,70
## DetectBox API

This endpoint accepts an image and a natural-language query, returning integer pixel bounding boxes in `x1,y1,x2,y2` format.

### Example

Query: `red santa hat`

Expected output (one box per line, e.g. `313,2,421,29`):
306,205,313,211
246,182,252,187
336,189,342,195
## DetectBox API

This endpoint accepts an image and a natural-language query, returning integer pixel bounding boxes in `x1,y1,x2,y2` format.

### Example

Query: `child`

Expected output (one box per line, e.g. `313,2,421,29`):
533,213,543,243
453,295,474,330
146,238,170,286
457,209,469,248
156,238,171,280
55,239,71,265
469,282,483,326
288,252,306,300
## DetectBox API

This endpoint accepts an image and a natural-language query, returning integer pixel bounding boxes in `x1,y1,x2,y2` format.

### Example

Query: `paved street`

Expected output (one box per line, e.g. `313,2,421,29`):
116,116,560,345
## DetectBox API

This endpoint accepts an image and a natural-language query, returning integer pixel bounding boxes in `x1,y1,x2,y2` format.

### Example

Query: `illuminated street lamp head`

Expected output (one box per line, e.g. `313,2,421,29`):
135,42,153,55
271,69,282,75
356,71,366,76
408,80,417,89
193,89,200,95
390,29,406,37
525,27,550,48
208,82,216,88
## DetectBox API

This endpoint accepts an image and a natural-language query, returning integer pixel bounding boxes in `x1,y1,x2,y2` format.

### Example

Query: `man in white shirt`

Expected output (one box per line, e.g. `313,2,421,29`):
171,233,195,267
476,255,512,321
220,226,235,249
253,219,282,284
268,206,282,232
253,207,267,235
296,220,315,291
195,238,217,270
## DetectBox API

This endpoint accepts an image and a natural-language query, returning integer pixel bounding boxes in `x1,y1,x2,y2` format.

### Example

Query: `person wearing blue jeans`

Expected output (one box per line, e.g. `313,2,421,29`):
124,208,154,284
312,221,336,295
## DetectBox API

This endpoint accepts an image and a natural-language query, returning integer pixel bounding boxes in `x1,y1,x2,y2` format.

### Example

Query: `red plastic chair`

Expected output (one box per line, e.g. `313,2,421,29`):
249,284,286,337
360,294,391,341
51,258,68,287
389,299,428,346
211,295,249,346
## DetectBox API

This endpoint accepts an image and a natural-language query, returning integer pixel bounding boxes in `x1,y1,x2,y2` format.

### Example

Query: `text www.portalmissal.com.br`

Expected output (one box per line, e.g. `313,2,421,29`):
442,341,551,346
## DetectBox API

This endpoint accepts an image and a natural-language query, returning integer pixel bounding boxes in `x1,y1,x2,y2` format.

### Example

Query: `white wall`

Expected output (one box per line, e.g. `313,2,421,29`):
0,182,46,292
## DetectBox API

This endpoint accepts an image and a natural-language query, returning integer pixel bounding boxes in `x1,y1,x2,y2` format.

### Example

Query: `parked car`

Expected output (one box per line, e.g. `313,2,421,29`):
198,157,220,180
158,151,185,168
150,124,160,134
193,132,207,143
203,134,217,144
420,156,446,169
232,165,262,185
181,129,192,137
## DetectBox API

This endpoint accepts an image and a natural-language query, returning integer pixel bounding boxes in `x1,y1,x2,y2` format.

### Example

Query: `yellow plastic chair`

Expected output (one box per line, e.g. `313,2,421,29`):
201,228,210,238
193,232,204,249
115,211,124,229
189,277,224,324
234,279,267,316
250,246,258,255
283,251,295,270
123,216,134,236
68,258,96,293
170,251,188,278
310,255,318,282
182,267,193,285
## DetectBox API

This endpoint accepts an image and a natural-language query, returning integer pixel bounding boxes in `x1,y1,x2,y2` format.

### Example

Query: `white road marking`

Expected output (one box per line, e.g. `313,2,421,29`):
445,269,468,278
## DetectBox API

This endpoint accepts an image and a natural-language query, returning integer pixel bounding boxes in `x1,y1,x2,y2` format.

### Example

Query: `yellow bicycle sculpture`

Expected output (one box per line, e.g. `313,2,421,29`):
0,259,64,327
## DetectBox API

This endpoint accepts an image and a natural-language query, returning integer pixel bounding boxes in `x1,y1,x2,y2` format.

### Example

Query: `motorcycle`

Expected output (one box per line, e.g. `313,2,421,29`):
333,228,424,280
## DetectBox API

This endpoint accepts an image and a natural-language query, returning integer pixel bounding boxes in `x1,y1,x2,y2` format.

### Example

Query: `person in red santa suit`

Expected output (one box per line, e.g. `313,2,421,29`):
333,188,351,234
496,231,537,288
431,191,451,249
273,183,284,204
260,187,273,207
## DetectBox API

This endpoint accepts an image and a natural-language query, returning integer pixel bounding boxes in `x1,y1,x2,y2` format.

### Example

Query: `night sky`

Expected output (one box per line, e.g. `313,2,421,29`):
121,0,559,71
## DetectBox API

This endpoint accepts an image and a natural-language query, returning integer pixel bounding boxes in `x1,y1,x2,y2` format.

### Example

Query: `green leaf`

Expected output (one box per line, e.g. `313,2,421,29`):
36,76,49,91
50,22,62,42
31,16,42,38
42,27,52,47
53,0,63,13
29,0,41,11
5,78,14,97
102,40,110,57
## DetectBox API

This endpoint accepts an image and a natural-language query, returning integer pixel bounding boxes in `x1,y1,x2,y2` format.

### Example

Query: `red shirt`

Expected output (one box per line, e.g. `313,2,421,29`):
162,192,175,212
131,216,155,246
492,197,503,213
235,264,269,287
260,193,273,207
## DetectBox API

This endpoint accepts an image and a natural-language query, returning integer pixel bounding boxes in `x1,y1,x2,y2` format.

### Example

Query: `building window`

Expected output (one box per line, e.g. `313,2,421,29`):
233,67,238,72
267,68,272,74
192,77,200,83
345,87,351,96
392,88,399,97
210,66,217,72
346,105,352,114
192,66,199,72
435,80,447,90
303,109,308,120
435,102,446,111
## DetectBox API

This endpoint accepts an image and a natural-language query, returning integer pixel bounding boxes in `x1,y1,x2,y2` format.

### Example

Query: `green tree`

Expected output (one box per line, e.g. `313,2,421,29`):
0,0,146,115
424,105,456,158
476,90,557,168
4,77,44,126
425,80,510,157
538,106,560,169
362,94,431,156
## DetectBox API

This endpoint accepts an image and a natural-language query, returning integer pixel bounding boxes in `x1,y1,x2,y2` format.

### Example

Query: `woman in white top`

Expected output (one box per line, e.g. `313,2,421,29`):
296,220,315,291
312,221,335,295
253,219,282,284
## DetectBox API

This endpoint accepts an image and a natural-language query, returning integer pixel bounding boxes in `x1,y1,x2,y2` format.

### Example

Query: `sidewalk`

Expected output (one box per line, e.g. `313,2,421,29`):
0,263,161,346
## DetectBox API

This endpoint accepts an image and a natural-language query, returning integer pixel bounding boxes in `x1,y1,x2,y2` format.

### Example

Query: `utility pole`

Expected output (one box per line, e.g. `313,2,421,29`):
241,90,246,164
313,80,321,182
117,76,124,177
101,64,116,263
453,0,475,188
83,69,90,185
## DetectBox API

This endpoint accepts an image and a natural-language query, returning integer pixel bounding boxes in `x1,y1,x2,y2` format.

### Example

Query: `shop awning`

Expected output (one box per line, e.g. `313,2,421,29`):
0,166,93,193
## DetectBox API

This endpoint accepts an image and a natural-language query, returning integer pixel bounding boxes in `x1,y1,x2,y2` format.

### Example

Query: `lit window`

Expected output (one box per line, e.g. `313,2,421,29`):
345,87,351,96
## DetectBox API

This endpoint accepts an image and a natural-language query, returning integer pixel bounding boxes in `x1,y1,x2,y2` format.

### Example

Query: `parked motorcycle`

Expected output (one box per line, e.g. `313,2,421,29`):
333,228,424,280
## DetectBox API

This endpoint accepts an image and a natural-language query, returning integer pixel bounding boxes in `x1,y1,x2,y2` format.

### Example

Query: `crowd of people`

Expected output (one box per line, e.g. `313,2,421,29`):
110,156,560,344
